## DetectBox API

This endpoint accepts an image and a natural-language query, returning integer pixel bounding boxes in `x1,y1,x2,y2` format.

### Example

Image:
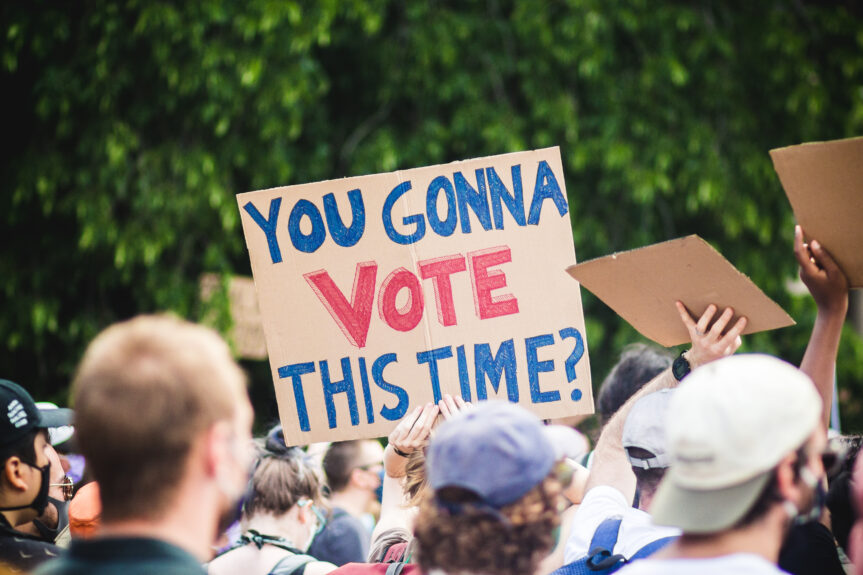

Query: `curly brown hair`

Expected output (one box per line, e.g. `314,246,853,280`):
414,476,561,575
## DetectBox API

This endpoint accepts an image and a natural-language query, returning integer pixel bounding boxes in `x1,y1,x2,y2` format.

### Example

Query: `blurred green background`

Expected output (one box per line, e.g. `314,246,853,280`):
3,0,862,434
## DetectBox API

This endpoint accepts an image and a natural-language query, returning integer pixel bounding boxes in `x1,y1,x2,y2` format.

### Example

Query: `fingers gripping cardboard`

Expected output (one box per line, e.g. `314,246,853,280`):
770,136,863,287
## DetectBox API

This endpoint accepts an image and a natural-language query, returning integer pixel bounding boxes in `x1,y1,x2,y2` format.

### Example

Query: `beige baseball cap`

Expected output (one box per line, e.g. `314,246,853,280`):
651,354,822,534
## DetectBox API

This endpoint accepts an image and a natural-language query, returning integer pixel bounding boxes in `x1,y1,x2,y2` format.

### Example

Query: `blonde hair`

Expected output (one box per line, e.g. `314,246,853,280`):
73,314,246,521
403,443,429,508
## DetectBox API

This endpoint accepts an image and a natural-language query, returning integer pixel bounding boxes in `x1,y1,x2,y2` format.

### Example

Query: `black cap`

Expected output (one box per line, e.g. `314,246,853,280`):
0,379,73,447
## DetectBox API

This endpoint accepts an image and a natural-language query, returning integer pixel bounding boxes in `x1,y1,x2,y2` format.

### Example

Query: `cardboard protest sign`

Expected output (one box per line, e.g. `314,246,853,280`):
238,147,592,445
770,136,863,287
200,274,268,360
567,235,794,347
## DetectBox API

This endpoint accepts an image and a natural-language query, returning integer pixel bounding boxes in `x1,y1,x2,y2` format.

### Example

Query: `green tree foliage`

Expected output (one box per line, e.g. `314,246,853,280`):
2,1,863,427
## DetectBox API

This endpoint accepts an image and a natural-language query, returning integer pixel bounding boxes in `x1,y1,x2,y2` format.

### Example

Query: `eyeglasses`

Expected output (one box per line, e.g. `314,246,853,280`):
50,475,74,501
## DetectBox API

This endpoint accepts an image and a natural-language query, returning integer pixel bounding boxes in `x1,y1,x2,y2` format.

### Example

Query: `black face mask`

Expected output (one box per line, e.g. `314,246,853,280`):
33,496,69,542
0,462,50,516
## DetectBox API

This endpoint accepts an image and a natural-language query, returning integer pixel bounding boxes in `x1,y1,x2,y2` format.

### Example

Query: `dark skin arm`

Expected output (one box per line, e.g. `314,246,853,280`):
795,225,849,430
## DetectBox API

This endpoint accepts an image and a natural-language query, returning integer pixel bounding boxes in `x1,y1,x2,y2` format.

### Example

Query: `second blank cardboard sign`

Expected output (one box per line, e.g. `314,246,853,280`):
567,235,794,347
770,136,863,287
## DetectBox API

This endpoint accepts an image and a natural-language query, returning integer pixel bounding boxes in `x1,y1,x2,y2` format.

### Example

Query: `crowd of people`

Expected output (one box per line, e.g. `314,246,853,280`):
1,225,861,575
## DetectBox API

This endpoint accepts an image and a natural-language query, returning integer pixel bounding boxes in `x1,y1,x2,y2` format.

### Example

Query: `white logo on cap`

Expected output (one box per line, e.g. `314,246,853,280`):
7,400,28,428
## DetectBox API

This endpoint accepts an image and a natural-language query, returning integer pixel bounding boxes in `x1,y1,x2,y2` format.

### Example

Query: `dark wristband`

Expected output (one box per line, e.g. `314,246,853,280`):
672,351,691,381
391,446,410,458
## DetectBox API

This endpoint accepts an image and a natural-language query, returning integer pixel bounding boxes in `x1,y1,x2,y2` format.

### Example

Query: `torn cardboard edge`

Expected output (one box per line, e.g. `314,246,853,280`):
770,136,863,287
566,235,795,347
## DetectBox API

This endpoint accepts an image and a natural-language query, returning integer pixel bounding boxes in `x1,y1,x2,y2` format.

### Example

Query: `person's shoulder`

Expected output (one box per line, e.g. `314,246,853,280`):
0,535,63,572
579,484,631,511
32,557,90,575
34,537,205,575
319,511,367,541
36,558,205,575
617,554,788,575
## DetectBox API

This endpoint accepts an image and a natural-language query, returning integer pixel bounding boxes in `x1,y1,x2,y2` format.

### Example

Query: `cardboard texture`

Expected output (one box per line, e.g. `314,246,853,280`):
238,147,593,445
770,136,863,287
567,235,794,347
200,274,268,360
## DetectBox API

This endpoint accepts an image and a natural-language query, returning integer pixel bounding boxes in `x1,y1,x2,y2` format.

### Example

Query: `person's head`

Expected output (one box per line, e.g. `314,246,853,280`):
72,315,254,525
651,354,826,536
0,379,72,527
322,439,384,496
242,425,325,550
622,389,675,510
414,401,563,575
825,434,862,552
17,440,73,542
598,344,673,426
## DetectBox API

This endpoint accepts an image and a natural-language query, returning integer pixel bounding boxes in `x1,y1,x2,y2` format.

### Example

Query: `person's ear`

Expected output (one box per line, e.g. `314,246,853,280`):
776,453,802,501
202,421,233,478
2,457,29,492
297,503,312,525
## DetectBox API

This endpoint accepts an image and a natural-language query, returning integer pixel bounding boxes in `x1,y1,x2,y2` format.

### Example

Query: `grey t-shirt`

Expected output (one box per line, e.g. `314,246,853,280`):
308,507,370,566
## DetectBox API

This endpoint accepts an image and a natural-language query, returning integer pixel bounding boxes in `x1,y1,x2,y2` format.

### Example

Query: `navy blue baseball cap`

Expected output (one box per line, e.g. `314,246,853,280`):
0,379,73,447
426,401,557,509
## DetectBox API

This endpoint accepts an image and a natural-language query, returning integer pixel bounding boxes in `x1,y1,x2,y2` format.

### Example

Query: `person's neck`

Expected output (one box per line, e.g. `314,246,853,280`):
98,480,220,562
244,512,308,549
0,509,28,529
329,488,369,517
658,509,786,563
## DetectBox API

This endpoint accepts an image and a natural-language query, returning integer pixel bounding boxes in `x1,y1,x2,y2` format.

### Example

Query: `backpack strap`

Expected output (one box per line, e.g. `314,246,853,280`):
627,535,676,562
268,552,316,575
385,563,406,575
585,517,627,571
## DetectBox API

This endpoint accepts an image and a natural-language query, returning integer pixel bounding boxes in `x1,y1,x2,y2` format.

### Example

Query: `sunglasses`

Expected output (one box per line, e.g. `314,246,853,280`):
820,439,848,477
50,475,75,501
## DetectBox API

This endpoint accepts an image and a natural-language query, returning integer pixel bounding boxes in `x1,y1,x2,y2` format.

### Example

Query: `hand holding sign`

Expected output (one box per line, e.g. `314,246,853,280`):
438,393,473,421
676,302,747,369
794,225,849,315
771,137,863,287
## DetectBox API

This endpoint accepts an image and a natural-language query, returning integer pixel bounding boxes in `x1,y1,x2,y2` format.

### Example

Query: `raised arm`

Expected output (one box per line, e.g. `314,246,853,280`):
373,396,469,552
584,303,747,499
795,225,849,429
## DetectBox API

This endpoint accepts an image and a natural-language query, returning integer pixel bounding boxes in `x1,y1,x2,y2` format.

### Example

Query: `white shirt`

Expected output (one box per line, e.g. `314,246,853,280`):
616,553,789,575
563,485,680,563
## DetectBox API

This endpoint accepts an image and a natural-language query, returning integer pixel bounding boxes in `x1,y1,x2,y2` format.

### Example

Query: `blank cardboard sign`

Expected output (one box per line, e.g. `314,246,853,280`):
770,137,863,287
238,147,593,445
567,236,794,347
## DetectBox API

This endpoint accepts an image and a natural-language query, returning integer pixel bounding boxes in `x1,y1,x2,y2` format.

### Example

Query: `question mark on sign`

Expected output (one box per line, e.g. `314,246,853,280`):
559,327,585,401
